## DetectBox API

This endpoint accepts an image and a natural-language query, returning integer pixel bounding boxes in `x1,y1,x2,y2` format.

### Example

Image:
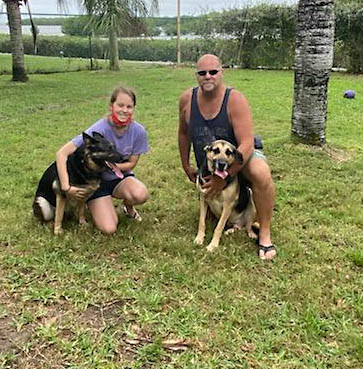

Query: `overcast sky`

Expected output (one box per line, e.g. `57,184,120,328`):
2,0,297,17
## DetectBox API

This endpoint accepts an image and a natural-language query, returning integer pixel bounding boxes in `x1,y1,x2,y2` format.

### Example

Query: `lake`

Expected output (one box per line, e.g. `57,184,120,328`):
0,24,200,40
0,25,63,36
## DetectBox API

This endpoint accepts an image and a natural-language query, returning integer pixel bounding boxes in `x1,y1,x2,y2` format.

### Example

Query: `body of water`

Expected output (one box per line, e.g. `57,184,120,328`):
0,24,200,40
0,25,63,36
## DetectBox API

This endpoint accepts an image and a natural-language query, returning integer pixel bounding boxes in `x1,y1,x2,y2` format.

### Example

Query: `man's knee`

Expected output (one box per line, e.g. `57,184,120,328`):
244,158,272,184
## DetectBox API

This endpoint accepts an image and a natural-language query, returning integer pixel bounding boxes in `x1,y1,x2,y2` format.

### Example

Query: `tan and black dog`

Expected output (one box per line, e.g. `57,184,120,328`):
194,139,258,252
33,132,126,234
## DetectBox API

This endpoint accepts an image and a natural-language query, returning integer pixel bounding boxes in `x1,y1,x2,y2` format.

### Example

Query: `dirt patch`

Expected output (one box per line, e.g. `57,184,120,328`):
0,316,32,355
312,144,352,163
79,300,125,331
16,345,68,369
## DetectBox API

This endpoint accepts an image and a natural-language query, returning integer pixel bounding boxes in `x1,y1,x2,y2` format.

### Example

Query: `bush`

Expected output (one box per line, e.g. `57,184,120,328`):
196,4,296,69
335,2,363,73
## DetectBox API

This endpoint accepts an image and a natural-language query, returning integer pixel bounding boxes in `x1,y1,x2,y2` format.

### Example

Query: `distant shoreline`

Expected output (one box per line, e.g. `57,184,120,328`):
0,25,63,36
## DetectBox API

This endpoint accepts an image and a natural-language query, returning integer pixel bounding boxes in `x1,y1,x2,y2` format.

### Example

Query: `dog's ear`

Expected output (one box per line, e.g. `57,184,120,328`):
92,131,104,140
83,132,96,145
203,143,213,152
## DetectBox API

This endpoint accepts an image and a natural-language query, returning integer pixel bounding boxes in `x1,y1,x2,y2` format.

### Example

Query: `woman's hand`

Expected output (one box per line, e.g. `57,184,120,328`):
65,186,88,201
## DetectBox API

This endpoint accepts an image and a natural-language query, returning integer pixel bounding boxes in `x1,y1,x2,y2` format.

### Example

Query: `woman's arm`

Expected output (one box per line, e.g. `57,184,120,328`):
56,141,88,200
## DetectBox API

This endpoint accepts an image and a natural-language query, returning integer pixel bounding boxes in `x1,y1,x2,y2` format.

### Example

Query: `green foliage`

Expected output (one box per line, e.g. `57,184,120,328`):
196,4,296,68
0,34,213,64
22,17,67,26
2,2,363,72
335,2,363,73
62,16,94,37
158,16,202,36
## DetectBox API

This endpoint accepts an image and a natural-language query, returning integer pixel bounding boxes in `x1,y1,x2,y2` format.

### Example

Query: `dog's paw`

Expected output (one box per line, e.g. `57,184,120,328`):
225,225,240,235
54,227,63,235
79,219,87,227
206,243,218,252
247,229,258,239
194,234,205,245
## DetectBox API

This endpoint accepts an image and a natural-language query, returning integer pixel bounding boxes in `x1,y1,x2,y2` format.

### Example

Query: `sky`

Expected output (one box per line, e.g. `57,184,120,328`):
1,0,297,18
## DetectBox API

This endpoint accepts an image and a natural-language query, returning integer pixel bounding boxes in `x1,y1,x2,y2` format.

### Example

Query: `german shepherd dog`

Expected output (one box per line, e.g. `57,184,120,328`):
194,140,258,252
33,132,126,234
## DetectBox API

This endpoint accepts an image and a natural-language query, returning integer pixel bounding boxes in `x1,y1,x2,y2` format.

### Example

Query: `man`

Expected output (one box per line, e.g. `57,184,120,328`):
178,54,276,260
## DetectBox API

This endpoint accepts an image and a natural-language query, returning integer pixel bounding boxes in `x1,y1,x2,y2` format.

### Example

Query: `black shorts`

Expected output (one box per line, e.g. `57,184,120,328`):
87,173,135,202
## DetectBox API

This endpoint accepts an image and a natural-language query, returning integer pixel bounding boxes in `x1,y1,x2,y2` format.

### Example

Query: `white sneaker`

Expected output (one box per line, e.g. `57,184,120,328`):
123,206,142,222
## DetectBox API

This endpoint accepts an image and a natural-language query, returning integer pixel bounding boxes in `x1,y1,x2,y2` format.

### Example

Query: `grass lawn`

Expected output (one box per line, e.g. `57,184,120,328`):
0,58,362,368
0,53,109,74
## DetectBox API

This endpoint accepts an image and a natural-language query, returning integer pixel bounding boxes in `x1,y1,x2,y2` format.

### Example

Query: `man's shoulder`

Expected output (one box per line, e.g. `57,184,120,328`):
228,88,244,99
228,88,248,106
179,87,194,105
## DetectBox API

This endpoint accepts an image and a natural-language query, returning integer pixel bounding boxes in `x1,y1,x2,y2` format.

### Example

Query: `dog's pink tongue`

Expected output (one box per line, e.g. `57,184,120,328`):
106,162,124,179
215,170,228,179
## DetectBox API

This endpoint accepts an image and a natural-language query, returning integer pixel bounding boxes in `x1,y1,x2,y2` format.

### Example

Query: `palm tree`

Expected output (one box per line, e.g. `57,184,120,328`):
82,0,158,71
3,0,28,81
291,0,335,144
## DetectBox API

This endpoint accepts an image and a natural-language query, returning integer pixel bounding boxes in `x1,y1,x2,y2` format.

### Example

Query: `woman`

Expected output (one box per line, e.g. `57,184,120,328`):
56,85,149,234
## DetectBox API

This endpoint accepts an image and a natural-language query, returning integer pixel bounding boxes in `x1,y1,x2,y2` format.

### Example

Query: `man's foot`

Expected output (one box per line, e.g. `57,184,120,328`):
123,205,142,222
257,244,276,260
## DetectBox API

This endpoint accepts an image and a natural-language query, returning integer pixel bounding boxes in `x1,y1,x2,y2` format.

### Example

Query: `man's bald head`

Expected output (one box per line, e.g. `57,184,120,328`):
196,54,222,70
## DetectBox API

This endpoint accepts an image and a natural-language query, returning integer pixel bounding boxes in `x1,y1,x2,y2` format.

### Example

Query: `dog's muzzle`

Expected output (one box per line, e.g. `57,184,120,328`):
213,159,228,172
212,159,229,179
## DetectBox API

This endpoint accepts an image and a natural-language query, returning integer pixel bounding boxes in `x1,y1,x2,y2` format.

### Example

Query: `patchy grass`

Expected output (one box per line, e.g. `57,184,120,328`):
0,59,362,368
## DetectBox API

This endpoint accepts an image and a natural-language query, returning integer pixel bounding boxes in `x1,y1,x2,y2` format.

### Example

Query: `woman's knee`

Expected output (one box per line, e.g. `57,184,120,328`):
125,184,149,205
97,220,118,235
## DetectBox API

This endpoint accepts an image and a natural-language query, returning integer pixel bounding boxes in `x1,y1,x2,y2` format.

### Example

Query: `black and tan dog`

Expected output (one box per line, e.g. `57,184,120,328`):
33,132,126,234
194,139,258,252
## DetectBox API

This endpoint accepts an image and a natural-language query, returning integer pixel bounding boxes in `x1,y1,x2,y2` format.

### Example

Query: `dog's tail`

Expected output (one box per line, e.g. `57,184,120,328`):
33,196,55,222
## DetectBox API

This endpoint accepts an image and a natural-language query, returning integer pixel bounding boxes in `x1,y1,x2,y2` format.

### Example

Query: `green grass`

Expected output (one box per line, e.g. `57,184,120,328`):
0,53,109,74
0,57,362,368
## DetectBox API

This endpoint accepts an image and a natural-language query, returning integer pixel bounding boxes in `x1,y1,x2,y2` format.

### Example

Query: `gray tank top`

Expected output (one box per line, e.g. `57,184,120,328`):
189,87,237,168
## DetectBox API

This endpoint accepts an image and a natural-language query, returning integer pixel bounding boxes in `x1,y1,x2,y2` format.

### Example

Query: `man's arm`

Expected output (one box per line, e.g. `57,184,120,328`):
178,89,197,183
227,90,255,176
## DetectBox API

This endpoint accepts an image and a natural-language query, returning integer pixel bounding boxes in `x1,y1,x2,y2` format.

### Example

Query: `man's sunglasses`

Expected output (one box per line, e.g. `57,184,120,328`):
196,69,221,76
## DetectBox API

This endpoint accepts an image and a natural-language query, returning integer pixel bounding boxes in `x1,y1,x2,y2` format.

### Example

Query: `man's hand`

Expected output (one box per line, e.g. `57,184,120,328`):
185,166,198,183
66,186,88,201
201,175,226,197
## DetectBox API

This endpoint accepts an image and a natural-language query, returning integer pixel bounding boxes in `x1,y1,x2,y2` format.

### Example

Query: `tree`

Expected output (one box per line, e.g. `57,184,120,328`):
291,0,335,144
81,0,158,71
3,0,28,81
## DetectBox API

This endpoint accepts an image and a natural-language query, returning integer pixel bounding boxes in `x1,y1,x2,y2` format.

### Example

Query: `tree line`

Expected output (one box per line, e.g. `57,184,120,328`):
15,2,363,73
21,15,200,37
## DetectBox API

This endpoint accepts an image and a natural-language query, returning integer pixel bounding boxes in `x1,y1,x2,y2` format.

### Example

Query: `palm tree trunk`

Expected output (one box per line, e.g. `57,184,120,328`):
108,29,120,71
5,0,28,82
291,0,335,144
